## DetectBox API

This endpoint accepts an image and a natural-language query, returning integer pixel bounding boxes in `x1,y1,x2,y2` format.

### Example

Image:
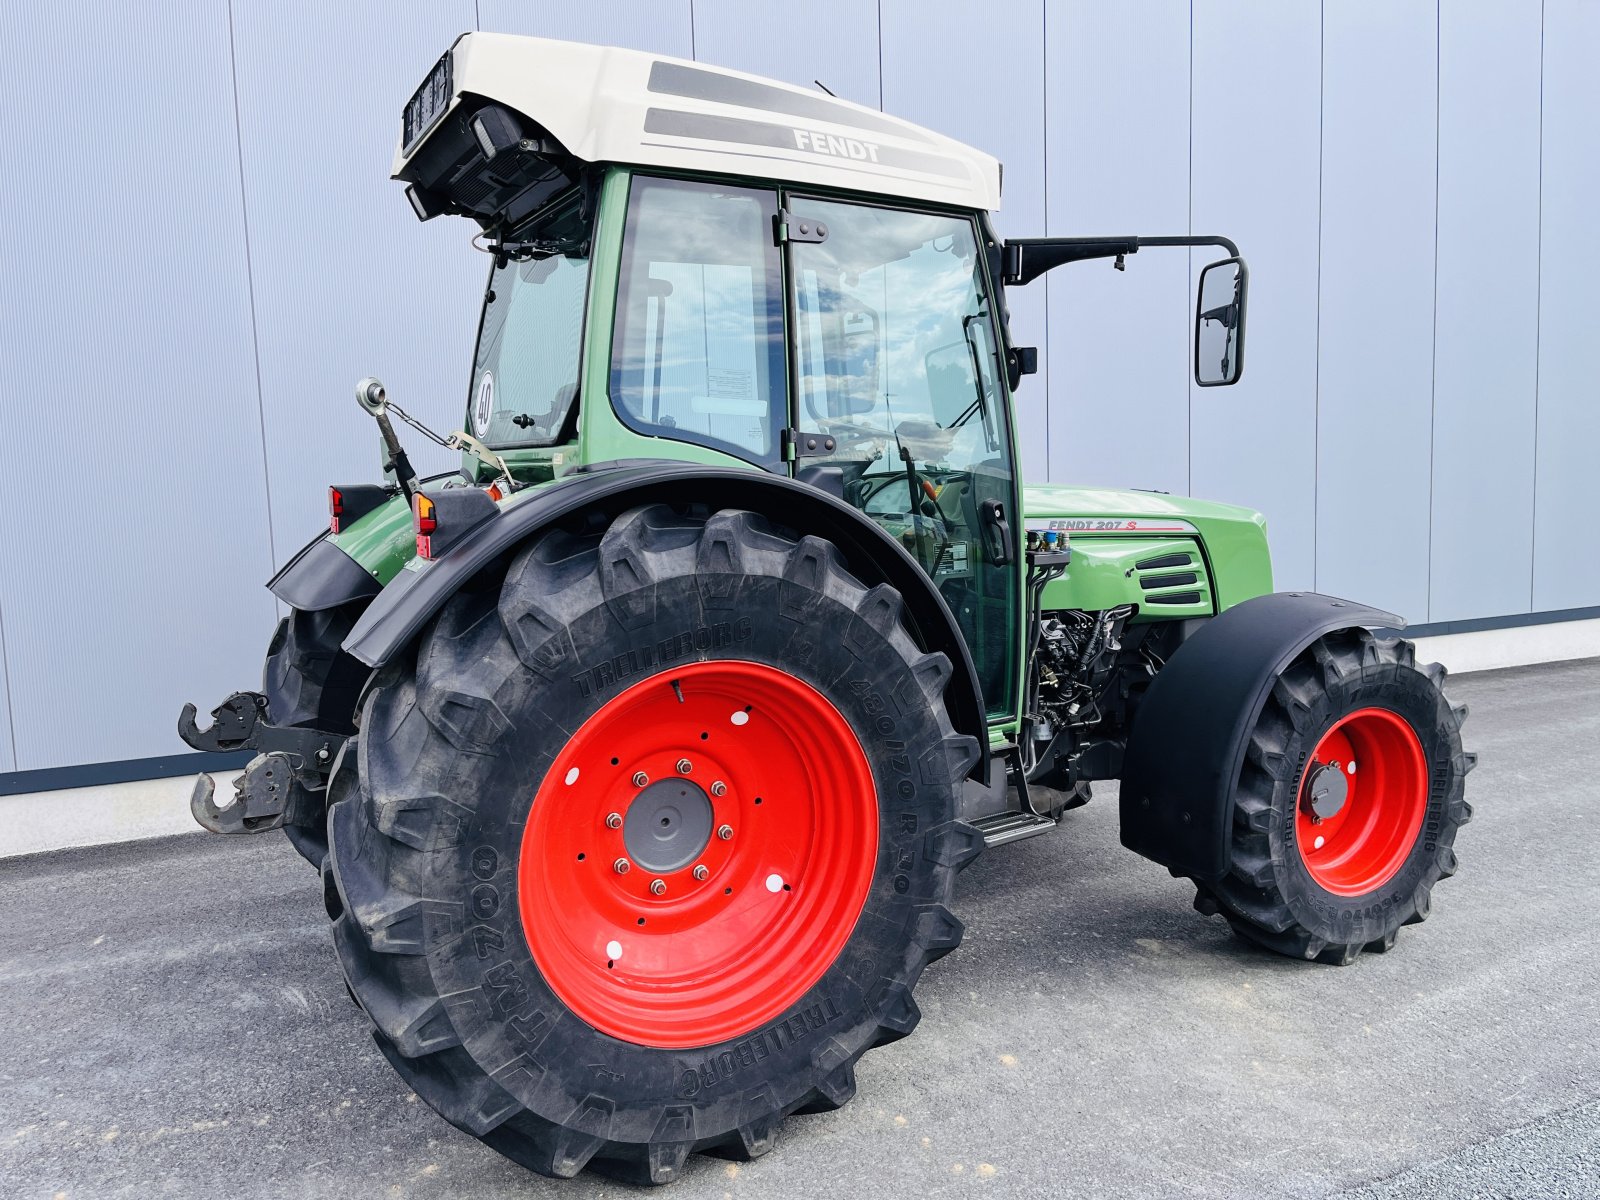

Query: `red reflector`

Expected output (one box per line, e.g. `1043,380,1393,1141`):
329,486,344,534
416,533,433,560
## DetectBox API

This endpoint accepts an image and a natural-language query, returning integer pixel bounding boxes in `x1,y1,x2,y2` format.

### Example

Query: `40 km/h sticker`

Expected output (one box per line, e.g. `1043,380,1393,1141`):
473,370,495,437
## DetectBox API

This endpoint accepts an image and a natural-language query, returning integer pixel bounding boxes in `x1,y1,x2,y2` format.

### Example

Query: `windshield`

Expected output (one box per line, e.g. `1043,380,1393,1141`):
467,195,591,448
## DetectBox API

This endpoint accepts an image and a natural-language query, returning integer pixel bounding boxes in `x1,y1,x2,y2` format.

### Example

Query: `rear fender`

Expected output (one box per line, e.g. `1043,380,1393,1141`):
268,534,381,612
341,462,991,783
1118,591,1401,881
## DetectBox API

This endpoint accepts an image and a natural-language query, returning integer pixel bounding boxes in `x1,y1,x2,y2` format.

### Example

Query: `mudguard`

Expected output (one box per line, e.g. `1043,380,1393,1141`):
268,533,382,612
341,461,991,782
1119,591,1402,882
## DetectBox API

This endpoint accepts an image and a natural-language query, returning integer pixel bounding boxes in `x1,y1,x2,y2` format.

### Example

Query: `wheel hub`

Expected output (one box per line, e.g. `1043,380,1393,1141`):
623,778,713,873
1301,760,1349,821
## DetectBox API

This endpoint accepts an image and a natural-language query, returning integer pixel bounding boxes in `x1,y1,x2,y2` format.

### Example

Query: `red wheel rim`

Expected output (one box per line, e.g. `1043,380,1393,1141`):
518,661,878,1048
1295,706,1428,896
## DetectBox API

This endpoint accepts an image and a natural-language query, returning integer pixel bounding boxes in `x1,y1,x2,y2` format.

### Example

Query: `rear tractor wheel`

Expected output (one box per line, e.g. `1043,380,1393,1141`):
327,504,981,1182
1192,629,1474,965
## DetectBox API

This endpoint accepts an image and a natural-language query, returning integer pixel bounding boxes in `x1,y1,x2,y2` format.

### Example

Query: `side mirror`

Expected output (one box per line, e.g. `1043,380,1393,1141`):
1194,258,1247,386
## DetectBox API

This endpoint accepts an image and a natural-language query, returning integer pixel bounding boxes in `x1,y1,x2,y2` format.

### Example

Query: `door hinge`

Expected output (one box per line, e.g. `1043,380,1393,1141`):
782,429,838,461
775,210,829,245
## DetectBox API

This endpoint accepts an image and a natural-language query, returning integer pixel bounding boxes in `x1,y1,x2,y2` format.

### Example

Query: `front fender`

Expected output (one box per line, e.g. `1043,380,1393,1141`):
341,462,991,783
1118,591,1402,882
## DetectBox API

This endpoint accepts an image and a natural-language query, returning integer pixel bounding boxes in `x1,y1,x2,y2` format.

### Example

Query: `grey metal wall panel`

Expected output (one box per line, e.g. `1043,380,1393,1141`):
231,2,483,561
0,4,277,769
477,0,694,59
692,0,880,110
1429,1,1542,622
1188,2,1321,592
0,606,14,771
4,3,1600,781
879,0,1050,483
1533,0,1600,612
1044,3,1191,494
1315,2,1437,620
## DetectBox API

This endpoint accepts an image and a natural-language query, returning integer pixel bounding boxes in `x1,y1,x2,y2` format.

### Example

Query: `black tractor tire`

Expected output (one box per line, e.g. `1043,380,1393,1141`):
262,603,370,867
1191,629,1474,965
326,504,982,1184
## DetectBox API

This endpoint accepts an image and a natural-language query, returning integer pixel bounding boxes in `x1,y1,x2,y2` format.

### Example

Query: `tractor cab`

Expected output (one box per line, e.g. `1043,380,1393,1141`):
399,33,1028,711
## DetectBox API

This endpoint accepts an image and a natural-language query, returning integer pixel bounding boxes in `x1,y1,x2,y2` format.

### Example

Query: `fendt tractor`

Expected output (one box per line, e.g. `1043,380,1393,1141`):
180,34,1474,1185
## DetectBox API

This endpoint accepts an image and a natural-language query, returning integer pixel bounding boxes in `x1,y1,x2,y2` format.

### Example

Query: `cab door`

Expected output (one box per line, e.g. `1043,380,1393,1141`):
781,196,1022,718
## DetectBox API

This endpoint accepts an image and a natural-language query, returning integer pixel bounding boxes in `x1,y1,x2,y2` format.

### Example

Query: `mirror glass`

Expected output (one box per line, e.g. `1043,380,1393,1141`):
925,340,979,428
1195,259,1246,386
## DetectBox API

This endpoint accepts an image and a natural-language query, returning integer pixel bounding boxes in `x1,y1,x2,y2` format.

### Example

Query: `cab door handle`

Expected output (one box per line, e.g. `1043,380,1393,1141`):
979,498,1014,566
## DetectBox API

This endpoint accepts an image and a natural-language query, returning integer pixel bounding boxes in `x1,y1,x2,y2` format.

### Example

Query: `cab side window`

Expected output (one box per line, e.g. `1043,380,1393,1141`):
611,177,786,465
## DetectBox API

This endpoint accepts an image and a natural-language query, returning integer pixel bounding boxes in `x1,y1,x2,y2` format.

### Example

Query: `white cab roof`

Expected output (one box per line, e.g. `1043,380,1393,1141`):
395,32,1002,212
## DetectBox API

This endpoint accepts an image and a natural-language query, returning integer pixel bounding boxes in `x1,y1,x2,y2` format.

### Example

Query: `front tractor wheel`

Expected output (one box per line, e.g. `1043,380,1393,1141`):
1193,630,1474,965
327,505,981,1183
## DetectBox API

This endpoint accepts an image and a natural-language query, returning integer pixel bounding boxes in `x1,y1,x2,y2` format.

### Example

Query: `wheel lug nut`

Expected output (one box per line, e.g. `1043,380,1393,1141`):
632,771,649,787
717,824,734,841
693,865,709,881
710,781,727,797
650,878,667,896
605,812,622,829
613,857,631,874
676,758,693,775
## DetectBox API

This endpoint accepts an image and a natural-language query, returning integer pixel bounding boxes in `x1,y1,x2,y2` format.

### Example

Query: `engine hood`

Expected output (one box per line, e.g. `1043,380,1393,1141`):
1023,484,1274,613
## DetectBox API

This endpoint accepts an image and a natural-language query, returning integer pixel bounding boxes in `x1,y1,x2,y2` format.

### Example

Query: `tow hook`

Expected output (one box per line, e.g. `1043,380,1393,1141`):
178,690,345,836
191,754,297,834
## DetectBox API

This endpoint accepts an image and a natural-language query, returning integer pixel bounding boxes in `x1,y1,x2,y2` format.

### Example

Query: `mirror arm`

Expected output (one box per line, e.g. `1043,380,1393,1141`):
1002,234,1241,287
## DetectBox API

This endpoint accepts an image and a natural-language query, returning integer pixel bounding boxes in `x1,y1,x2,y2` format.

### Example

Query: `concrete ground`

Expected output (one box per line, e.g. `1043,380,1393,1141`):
1,659,1596,1199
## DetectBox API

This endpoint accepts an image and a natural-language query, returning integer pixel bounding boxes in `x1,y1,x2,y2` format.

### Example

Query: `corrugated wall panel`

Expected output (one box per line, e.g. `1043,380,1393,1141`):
0,606,14,771
692,0,880,110
879,0,1049,484
1044,3,1191,494
477,0,694,58
3,7,1599,780
231,2,483,563
1429,0,1542,622
0,3,277,769
1189,1,1321,591
1315,1,1437,620
1533,0,1600,613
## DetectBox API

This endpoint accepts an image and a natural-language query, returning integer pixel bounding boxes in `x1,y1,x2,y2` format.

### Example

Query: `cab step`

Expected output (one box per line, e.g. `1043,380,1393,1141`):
973,809,1059,848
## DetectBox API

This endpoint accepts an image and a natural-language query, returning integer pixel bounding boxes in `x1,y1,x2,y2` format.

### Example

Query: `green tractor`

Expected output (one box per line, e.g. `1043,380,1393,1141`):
179,33,1474,1185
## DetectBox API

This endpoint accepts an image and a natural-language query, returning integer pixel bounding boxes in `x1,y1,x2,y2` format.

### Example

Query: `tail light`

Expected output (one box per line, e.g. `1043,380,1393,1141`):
414,493,437,559
329,483,392,535
410,486,500,562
